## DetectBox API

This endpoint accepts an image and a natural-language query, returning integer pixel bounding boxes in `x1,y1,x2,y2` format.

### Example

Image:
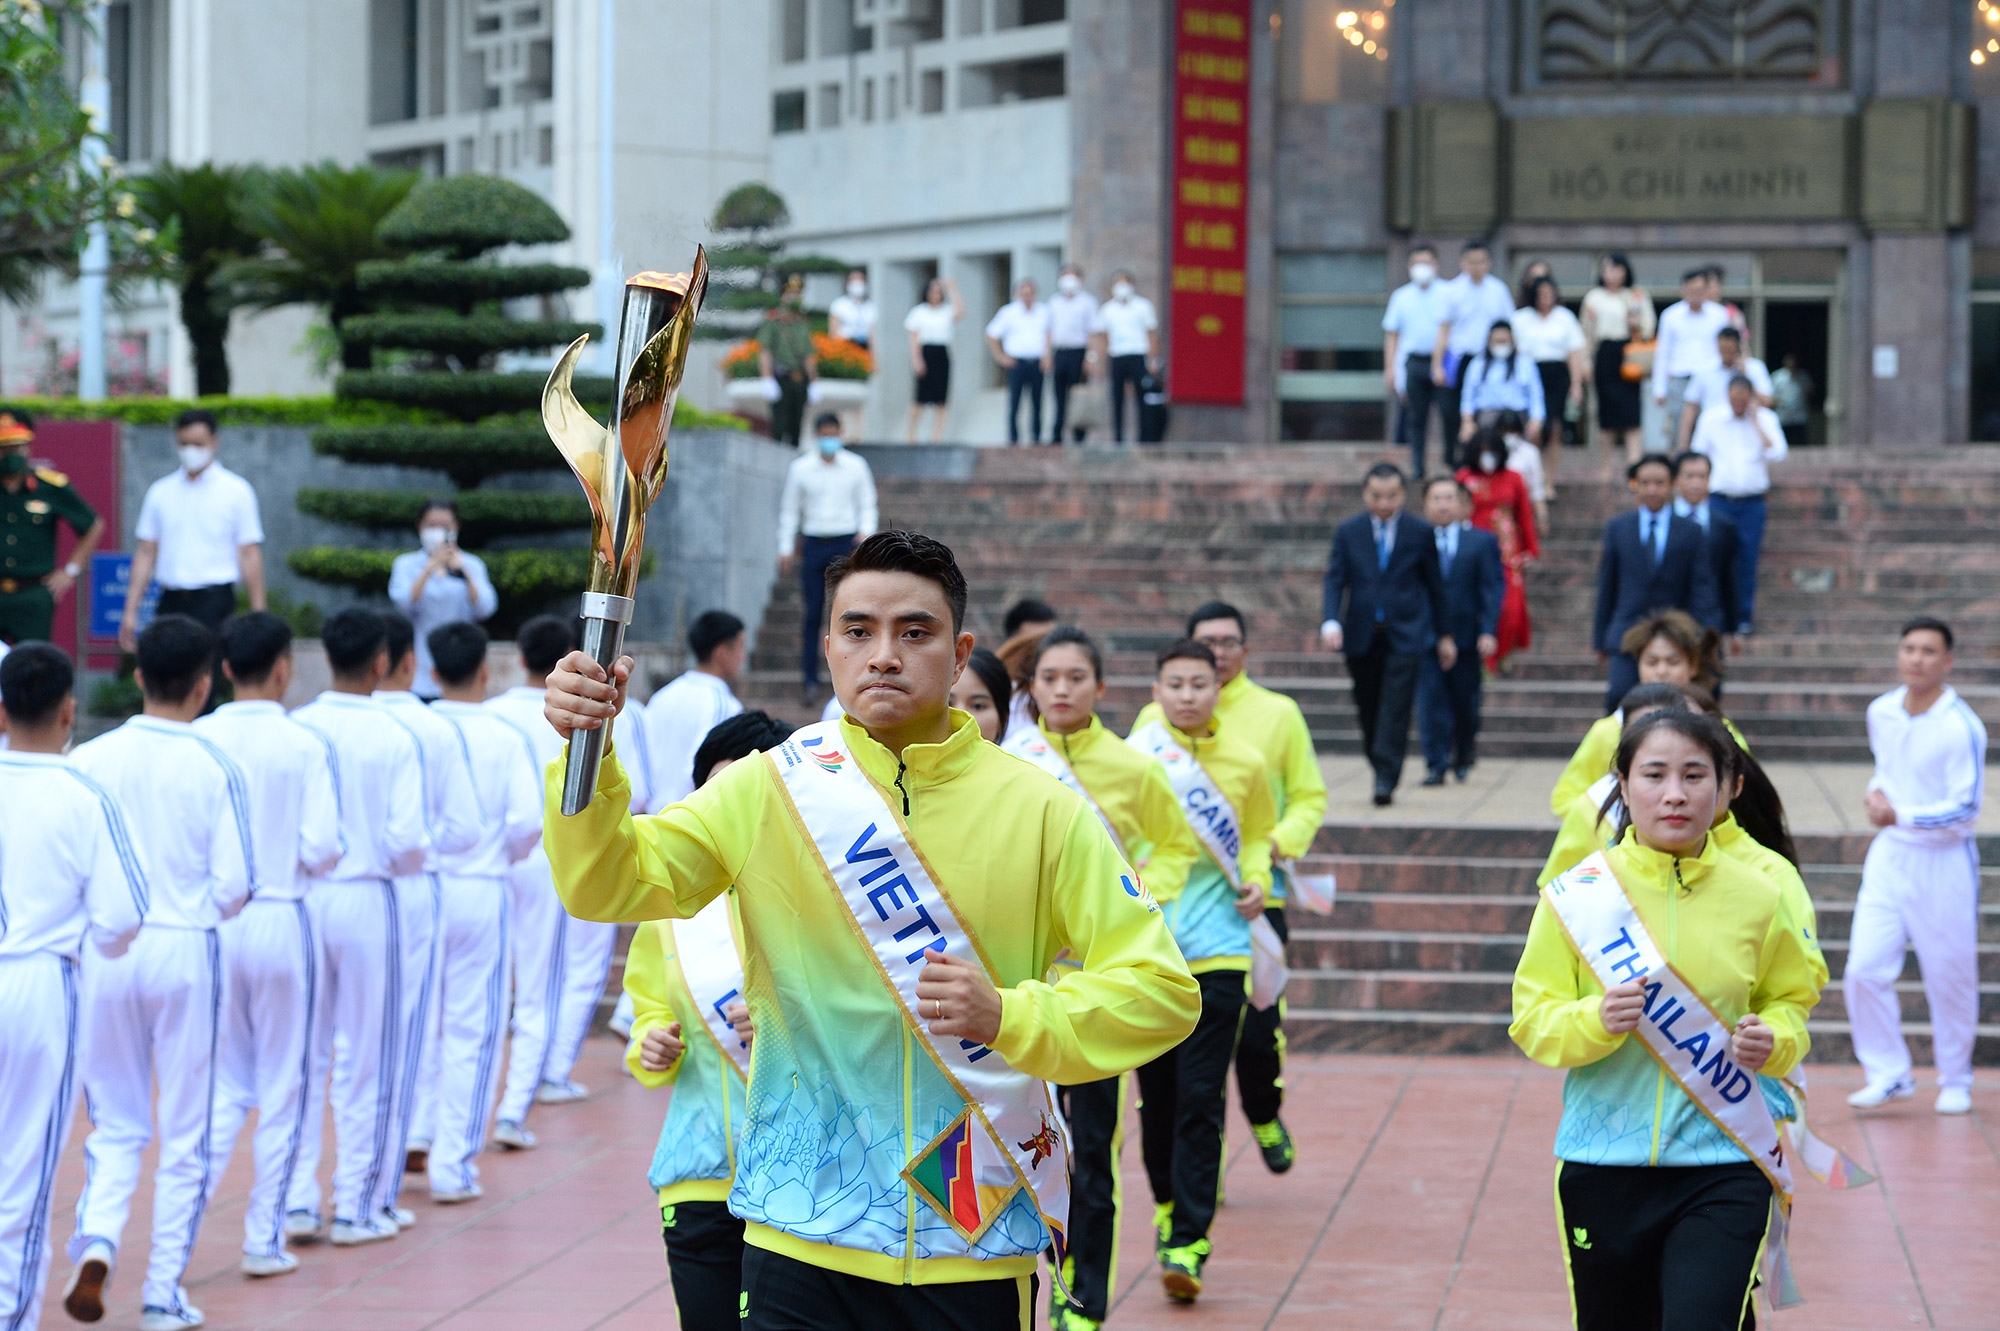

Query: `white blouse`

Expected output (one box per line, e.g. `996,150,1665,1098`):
1510,304,1586,363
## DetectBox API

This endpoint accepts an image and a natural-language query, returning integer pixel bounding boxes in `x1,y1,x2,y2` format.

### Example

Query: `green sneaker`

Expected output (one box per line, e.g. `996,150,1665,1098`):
1251,1117,1296,1174
1049,1302,1101,1331
1152,1200,1173,1251
1159,1239,1211,1303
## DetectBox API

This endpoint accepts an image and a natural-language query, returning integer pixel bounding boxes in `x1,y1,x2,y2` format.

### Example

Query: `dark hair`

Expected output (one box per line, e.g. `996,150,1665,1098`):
1185,601,1246,639
1003,598,1059,638
825,531,969,632
1729,743,1799,868
1469,426,1509,470
218,611,293,685
1408,243,1437,260
322,607,388,676
1727,373,1755,394
1493,408,1526,437
1156,638,1217,672
173,407,219,434
812,412,842,433
1670,451,1711,478
381,610,416,672
961,647,1012,727
1462,238,1490,255
418,497,460,525
1600,252,1633,287
1900,616,1954,651
1480,320,1518,381
1608,710,1740,840
1620,608,1721,691
1716,327,1742,345
428,621,489,687
0,641,72,726
1524,274,1559,309
1682,267,1708,286
691,710,792,790
1628,452,1673,480
1033,626,1104,682
688,609,746,663
1617,681,1695,720
1363,462,1407,489
518,614,577,675
135,614,215,705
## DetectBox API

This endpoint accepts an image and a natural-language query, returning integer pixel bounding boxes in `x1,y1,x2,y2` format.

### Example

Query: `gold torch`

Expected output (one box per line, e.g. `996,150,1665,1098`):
543,248,708,815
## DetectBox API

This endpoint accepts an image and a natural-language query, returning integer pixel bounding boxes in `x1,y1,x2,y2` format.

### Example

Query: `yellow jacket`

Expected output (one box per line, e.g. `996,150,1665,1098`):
1511,827,1821,1167
1551,713,1749,816
545,710,1199,1285
1032,714,1199,903
1539,776,1620,887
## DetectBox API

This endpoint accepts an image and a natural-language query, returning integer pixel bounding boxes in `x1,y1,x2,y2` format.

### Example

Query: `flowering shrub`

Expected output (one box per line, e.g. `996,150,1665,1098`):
720,334,873,381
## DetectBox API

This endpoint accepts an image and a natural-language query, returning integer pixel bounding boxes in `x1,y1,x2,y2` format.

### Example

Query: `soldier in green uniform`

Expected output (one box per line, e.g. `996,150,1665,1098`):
756,274,819,449
0,407,106,644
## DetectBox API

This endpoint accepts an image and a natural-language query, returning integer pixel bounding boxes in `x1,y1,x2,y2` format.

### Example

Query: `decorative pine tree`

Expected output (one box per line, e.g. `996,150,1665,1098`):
287,174,622,630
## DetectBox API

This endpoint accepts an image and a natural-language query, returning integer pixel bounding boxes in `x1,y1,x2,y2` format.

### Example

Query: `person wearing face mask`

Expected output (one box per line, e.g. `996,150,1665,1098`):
121,410,266,705
1455,427,1540,564
1429,239,1517,454
827,270,878,444
777,414,878,709
1381,245,1449,478
1092,270,1161,444
386,499,499,699
1456,322,1547,462
0,406,105,646
1047,265,1099,444
757,275,819,449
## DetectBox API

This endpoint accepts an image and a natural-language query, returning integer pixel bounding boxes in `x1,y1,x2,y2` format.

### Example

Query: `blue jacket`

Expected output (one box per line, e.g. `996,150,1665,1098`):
1322,510,1449,658
1592,508,1722,653
1433,523,1506,650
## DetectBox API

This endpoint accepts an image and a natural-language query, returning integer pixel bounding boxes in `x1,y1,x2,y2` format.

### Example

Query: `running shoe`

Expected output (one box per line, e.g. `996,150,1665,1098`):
404,1144,429,1174
1847,1075,1915,1109
63,1240,113,1322
1252,1117,1297,1174
284,1210,324,1243
1936,1087,1973,1115
240,1252,299,1278
536,1079,590,1105
1152,1201,1173,1251
139,1305,204,1330
1050,1302,1101,1331
329,1219,397,1247
1159,1239,1210,1303
493,1120,538,1150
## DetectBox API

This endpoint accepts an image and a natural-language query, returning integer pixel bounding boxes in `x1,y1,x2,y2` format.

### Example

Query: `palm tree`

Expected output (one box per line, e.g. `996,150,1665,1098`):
130,162,263,396
226,161,418,370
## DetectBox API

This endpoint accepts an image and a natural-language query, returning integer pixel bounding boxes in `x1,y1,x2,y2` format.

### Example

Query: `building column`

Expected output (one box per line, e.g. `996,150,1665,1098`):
1866,234,1955,446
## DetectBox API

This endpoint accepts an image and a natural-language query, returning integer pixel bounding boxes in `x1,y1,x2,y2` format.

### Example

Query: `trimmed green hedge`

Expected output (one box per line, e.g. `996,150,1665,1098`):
296,487,591,542
339,314,601,360
378,175,571,256
355,259,591,304
11,395,445,426
287,545,652,602
312,401,745,482
334,370,614,420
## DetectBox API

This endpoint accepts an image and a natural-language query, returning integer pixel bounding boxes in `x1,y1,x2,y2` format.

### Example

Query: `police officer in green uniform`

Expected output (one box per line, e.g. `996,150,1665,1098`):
0,407,106,644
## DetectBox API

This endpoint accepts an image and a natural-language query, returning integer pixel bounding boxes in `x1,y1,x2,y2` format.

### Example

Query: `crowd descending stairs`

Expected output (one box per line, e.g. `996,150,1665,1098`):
730,442,2000,1062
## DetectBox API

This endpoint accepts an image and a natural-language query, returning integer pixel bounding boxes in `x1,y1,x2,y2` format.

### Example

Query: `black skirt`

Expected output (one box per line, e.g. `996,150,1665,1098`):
914,344,951,405
1594,339,1642,431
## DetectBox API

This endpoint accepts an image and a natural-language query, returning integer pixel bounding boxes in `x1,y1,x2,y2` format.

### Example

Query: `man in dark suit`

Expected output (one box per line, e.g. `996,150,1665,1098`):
1415,478,1505,784
1594,453,1723,711
1321,463,1455,805
1673,451,1741,697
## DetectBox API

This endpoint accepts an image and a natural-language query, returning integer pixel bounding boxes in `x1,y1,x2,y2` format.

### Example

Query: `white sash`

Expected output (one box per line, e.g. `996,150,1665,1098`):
766,721,1072,1262
1001,726,1126,858
1128,720,1242,887
1276,858,1336,915
671,894,750,1076
1544,851,1801,1308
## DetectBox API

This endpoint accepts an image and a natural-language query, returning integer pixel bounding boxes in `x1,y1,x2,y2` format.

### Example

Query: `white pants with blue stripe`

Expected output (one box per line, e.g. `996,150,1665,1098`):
410,874,512,1193
499,860,562,1126
71,927,223,1316
550,916,618,1089
0,953,78,1331
210,899,319,1258
1845,832,1983,1091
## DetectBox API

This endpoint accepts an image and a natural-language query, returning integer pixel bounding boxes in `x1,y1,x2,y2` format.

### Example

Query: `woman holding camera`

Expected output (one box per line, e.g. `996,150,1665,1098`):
387,498,498,698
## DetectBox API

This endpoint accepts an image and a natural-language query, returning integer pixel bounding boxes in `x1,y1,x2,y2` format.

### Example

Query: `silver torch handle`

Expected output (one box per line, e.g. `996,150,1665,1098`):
561,590,637,815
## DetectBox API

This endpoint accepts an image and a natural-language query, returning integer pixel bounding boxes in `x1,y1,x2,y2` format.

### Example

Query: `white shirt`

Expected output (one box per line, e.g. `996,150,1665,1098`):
375,690,484,870
1866,685,1987,847
777,449,878,553
194,700,344,901
387,550,500,699
70,715,254,930
1651,300,1733,395
904,302,958,345
290,691,430,882
1673,496,1712,530
1438,274,1517,358
1093,295,1159,357
985,301,1053,360
430,701,544,879
1382,280,1447,357
0,751,147,960
134,462,264,589
1510,304,1585,363
1682,356,1774,410
1689,404,1787,496
1506,433,1547,502
1047,290,1099,349
614,706,656,815
643,669,743,809
485,685,654,874
828,294,878,345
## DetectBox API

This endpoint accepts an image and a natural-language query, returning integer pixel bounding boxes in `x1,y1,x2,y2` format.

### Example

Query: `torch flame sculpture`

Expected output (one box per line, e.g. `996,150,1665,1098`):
543,247,708,815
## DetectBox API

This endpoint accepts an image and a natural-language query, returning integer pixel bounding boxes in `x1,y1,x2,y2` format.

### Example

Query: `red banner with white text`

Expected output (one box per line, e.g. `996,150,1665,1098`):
1167,0,1251,406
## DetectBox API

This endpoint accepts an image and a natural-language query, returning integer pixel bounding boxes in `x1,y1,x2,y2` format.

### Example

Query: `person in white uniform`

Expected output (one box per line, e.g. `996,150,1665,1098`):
421,623,543,1200
195,613,343,1280
0,644,146,1331
374,612,483,1192
288,609,430,1246
642,610,746,810
64,616,254,1331
1845,617,1988,1116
